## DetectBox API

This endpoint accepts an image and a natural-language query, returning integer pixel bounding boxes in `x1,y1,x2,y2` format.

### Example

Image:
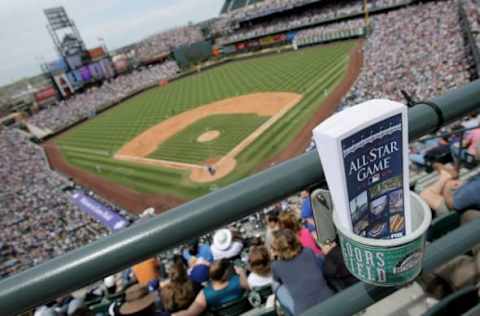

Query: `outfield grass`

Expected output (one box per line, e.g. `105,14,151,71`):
56,41,356,198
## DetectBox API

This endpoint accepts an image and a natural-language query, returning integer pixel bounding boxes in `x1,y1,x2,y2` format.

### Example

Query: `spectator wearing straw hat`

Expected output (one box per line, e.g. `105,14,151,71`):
118,284,156,316
210,229,244,260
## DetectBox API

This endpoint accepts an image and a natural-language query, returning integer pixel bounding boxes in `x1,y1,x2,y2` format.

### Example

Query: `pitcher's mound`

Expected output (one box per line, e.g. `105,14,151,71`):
197,130,220,143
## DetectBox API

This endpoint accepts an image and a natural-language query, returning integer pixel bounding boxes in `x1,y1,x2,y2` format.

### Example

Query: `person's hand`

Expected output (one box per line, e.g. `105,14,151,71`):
320,242,336,255
439,169,453,182
234,266,246,275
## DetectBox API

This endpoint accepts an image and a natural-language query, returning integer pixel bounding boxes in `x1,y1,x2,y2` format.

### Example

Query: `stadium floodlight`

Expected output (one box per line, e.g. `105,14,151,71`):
44,6,72,31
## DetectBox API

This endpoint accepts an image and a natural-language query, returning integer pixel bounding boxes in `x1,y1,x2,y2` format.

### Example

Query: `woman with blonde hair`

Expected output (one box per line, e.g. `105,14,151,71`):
247,245,273,288
271,229,333,315
278,211,323,256
160,258,196,313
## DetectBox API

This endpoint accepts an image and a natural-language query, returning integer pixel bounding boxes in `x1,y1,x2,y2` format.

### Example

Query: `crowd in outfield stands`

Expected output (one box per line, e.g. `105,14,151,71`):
3,0,480,313
339,0,471,106
293,19,365,42
136,26,204,61
27,62,179,132
217,0,409,43
464,0,480,49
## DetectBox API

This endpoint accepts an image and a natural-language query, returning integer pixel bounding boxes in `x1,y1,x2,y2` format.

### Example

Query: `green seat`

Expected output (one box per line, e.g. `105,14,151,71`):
207,292,252,316
106,289,125,301
84,296,103,308
251,285,273,304
89,300,112,315
423,285,478,316
427,212,460,242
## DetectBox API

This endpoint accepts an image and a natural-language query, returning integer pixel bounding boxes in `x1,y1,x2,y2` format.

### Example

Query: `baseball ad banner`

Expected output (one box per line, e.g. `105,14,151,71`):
70,191,129,231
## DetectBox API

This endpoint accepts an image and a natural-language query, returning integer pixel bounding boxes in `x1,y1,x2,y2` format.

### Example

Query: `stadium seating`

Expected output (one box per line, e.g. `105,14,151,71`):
207,292,253,316
426,212,461,242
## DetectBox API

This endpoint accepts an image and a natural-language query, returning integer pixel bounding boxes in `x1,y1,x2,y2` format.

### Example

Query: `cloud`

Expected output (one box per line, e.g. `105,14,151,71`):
0,0,224,86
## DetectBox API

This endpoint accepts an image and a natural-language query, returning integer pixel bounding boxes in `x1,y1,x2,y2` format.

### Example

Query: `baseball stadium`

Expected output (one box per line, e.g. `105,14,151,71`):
2,0,480,315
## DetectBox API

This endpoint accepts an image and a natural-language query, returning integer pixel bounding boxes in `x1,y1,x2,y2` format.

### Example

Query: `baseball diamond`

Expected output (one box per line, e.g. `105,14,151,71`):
48,40,361,209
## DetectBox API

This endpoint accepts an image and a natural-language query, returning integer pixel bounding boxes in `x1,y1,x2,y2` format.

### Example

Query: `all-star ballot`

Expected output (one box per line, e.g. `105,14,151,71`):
313,99,411,239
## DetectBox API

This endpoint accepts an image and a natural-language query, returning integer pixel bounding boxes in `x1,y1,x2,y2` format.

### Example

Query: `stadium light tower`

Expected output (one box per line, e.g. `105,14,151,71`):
44,6,88,71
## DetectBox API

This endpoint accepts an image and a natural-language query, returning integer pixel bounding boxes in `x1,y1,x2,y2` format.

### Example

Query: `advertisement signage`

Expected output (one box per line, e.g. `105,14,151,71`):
88,63,104,79
260,35,275,46
88,47,106,60
66,54,83,70
47,59,67,73
287,31,297,42
80,66,92,81
34,87,57,103
70,191,129,231
99,59,115,78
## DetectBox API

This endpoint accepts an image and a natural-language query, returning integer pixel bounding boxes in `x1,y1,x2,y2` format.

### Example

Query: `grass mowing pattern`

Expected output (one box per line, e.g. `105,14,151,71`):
149,114,269,164
56,41,355,198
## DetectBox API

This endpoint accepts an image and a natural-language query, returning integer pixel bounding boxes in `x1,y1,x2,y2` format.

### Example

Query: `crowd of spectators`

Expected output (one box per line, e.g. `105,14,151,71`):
338,0,471,107
34,192,354,316
217,0,409,44
463,0,480,50
27,61,179,132
293,19,365,45
0,128,112,277
136,26,204,61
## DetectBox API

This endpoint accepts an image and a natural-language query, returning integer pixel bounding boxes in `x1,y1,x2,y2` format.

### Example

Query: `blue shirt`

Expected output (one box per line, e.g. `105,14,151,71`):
182,244,214,262
301,197,313,219
453,176,480,211
203,275,244,307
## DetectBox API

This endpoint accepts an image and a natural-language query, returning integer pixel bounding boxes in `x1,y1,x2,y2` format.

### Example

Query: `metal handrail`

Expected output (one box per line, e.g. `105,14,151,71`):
1,80,480,315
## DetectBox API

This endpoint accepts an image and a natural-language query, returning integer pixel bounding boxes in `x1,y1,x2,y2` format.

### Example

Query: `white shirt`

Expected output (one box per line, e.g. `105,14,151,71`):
248,272,273,288
211,241,243,260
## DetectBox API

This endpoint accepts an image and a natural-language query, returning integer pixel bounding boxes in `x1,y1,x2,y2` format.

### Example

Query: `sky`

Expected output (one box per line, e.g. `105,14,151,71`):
0,0,224,87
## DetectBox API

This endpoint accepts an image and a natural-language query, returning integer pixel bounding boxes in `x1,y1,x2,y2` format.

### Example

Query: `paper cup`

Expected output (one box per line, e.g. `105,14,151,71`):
334,192,431,287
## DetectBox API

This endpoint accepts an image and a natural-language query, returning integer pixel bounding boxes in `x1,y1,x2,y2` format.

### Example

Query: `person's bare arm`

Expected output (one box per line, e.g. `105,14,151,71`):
420,170,452,211
234,266,250,290
172,291,207,316
443,180,462,209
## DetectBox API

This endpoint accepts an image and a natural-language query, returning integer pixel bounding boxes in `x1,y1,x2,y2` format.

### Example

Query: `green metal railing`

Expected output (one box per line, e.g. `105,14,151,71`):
1,80,480,315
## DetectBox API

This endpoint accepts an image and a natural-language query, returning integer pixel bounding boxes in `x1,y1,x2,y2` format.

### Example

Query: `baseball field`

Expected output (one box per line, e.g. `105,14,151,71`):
46,40,362,211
